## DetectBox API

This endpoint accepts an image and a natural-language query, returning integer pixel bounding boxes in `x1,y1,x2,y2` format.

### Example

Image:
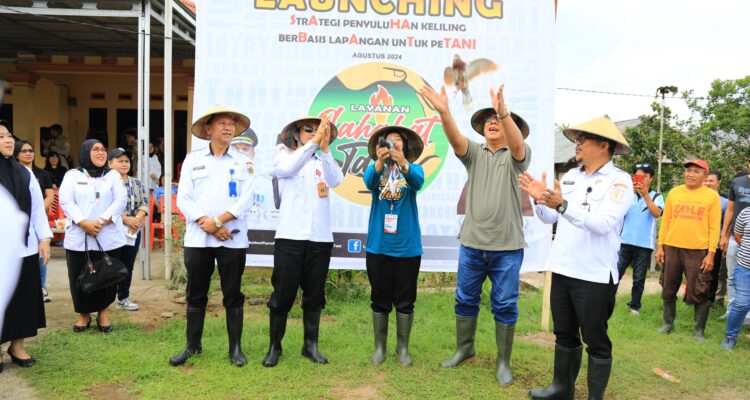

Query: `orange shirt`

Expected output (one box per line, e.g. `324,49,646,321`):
658,185,721,250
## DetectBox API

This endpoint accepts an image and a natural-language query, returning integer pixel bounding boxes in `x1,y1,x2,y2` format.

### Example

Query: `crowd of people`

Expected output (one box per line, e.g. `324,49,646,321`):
1,83,749,400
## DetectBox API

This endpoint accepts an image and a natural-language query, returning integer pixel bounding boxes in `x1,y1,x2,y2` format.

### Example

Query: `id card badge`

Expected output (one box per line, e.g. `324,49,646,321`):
317,182,329,198
384,214,398,234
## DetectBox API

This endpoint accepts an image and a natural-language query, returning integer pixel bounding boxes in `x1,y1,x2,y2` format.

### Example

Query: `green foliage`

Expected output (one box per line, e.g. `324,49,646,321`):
686,76,750,190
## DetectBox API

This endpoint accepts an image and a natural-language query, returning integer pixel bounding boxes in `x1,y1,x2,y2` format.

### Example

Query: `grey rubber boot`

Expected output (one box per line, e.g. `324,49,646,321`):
169,307,205,366
529,344,583,399
226,307,247,367
693,302,711,341
440,315,477,368
586,356,612,400
371,312,389,365
495,322,515,385
657,299,676,334
395,312,413,366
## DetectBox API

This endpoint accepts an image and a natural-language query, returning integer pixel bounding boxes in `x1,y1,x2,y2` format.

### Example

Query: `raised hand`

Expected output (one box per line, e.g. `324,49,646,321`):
518,171,548,201
419,85,450,114
490,85,508,117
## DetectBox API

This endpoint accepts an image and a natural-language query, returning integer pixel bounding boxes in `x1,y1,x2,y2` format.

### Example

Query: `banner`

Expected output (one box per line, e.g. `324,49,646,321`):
193,0,556,272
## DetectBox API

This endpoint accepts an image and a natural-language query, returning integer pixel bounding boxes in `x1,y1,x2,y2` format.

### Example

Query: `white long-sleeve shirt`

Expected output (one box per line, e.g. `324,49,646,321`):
59,169,127,251
535,161,633,284
22,167,53,257
274,142,344,242
177,146,255,249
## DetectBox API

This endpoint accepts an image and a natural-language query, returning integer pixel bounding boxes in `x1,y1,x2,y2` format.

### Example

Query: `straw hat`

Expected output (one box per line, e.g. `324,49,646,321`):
279,115,338,150
367,126,424,163
191,104,251,140
231,127,258,146
563,115,632,155
470,107,530,138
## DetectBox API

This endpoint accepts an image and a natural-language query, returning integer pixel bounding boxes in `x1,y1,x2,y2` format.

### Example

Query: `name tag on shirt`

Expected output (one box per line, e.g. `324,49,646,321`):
317,182,329,198
384,213,398,234
77,181,88,185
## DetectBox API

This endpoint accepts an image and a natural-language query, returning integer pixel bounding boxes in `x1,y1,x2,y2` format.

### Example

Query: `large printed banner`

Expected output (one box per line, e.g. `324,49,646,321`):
193,0,556,271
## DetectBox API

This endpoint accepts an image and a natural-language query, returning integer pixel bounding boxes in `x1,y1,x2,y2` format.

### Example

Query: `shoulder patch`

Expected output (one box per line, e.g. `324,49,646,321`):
610,188,625,202
613,183,629,189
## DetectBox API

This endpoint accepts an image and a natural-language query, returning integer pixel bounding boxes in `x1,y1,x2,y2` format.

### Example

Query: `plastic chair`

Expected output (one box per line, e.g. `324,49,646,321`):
149,194,164,249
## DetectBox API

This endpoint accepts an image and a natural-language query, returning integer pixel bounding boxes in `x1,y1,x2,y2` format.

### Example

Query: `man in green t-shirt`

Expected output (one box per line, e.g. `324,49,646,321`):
420,85,530,386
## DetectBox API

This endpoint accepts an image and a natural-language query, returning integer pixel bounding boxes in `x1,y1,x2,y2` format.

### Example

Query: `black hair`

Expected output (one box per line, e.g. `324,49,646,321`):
0,119,12,134
44,151,60,169
708,169,722,181
13,139,32,158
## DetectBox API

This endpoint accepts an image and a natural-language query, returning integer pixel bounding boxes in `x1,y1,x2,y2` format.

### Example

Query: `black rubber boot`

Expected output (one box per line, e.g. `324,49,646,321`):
395,312,413,366
262,312,287,367
657,299,676,334
693,302,711,341
301,310,328,364
586,356,612,400
440,315,477,368
529,345,583,400
495,322,515,386
226,307,247,367
371,312,389,365
169,307,205,366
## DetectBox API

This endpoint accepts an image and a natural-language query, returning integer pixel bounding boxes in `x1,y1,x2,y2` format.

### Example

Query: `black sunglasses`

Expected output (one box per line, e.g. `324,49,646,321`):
300,125,316,133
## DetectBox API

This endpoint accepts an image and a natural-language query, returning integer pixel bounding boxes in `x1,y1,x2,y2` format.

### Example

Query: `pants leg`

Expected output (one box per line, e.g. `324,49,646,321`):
454,245,488,317
569,277,617,359
708,248,723,303
551,273,583,349
682,249,710,305
725,265,750,339
726,238,739,308
117,233,141,301
616,244,635,281
215,247,247,309
392,256,421,315
628,247,652,310
268,239,305,315
717,253,728,299
367,252,395,313
487,249,524,324
660,245,685,301
299,241,332,312
184,247,216,309
39,257,47,289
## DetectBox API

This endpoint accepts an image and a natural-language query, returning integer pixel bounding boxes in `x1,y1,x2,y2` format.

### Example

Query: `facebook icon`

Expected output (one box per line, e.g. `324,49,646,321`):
347,239,362,253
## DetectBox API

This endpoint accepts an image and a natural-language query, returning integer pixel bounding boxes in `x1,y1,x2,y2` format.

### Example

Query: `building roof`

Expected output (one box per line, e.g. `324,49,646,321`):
0,0,195,59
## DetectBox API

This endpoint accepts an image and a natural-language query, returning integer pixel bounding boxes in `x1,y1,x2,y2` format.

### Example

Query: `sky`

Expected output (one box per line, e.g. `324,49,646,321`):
555,0,750,125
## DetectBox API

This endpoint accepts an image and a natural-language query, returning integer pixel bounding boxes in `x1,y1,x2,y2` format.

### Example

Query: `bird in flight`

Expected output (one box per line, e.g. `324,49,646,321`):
444,55,499,110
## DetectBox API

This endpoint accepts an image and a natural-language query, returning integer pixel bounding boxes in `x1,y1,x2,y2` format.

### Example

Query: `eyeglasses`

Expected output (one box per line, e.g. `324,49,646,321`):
18,149,34,154
635,163,652,169
574,134,596,144
484,114,502,123
300,125,316,133
91,146,107,152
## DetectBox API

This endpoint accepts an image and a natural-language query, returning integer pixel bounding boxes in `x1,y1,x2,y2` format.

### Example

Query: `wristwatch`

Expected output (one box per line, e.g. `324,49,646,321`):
214,217,223,229
555,200,568,215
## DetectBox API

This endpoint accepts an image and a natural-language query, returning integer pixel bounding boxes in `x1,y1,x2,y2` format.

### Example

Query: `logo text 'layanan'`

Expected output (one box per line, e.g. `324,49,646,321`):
350,85,410,114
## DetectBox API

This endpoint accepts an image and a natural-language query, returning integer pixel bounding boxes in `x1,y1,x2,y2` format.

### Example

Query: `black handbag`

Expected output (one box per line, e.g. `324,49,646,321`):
76,236,128,293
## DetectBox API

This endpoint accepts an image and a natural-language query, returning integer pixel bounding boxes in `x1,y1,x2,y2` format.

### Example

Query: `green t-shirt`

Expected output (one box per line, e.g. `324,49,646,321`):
458,140,530,251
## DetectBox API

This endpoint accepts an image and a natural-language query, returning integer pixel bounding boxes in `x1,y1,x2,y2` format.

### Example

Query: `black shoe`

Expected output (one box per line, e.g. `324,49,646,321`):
529,345,583,400
587,356,612,400
8,350,37,368
96,316,113,333
226,307,247,367
169,307,206,367
73,316,92,333
301,310,328,364
262,313,287,368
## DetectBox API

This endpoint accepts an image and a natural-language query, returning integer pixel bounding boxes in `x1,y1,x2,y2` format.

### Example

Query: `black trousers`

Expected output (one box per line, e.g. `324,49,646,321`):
117,233,141,301
366,253,421,314
267,239,332,316
708,248,723,303
66,248,121,314
184,247,246,309
2,254,45,343
551,273,617,359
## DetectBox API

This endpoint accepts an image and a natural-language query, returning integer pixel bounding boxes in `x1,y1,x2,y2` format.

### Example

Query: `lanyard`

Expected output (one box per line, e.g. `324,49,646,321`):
83,169,103,204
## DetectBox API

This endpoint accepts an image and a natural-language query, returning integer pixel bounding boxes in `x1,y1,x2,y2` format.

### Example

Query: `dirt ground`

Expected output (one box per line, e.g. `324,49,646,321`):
0,248,665,400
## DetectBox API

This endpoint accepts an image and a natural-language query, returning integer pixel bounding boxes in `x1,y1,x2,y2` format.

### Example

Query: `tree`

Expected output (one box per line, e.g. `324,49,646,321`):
616,103,702,194
686,76,750,190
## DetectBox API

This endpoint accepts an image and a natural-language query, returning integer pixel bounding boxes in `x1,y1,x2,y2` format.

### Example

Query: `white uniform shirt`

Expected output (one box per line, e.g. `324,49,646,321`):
59,169,127,251
177,146,255,249
274,142,344,242
22,166,53,257
148,154,161,190
535,161,634,284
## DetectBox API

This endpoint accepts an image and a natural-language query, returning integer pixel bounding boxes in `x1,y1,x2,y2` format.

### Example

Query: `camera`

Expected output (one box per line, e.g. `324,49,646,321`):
378,136,394,149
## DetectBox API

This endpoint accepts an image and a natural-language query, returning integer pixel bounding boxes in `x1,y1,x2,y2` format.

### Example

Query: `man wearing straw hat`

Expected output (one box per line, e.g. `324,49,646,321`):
363,125,424,366
520,116,633,400
262,114,343,367
170,105,255,367
420,85,530,386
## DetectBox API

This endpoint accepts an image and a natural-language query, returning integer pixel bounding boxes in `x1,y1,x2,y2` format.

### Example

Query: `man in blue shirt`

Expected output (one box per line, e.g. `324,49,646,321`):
705,169,728,306
617,163,664,315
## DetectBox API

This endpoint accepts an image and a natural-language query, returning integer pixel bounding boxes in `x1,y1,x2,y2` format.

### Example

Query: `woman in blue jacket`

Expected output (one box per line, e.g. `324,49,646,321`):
363,126,424,366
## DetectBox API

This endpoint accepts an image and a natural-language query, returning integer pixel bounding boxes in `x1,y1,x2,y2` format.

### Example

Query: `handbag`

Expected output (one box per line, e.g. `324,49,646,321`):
76,236,129,293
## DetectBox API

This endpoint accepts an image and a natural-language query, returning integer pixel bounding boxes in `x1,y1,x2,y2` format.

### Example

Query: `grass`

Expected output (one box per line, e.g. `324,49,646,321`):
20,270,750,399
